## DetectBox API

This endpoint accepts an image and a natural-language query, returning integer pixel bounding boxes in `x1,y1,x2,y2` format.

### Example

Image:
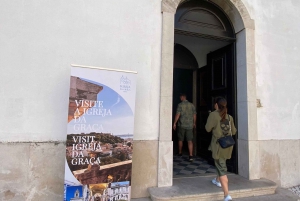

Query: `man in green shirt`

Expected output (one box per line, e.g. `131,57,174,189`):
173,93,197,161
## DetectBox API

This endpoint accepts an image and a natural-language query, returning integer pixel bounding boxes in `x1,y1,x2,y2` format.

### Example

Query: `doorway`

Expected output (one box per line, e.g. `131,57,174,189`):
172,44,197,156
172,0,237,177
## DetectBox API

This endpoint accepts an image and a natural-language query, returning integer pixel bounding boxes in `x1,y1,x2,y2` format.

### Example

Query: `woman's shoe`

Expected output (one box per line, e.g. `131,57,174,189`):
211,178,221,187
224,195,232,201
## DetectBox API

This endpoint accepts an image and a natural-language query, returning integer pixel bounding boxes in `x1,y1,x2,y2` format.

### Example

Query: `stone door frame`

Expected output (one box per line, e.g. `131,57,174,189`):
158,0,258,187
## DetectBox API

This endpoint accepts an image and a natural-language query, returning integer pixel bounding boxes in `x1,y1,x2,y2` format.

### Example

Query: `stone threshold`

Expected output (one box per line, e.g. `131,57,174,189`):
148,174,277,201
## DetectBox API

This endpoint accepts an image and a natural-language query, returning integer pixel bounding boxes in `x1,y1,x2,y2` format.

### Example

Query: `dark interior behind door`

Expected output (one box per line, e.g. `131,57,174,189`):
172,68,194,154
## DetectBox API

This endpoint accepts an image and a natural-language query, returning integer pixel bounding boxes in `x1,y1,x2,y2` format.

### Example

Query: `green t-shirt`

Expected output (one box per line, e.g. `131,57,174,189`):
176,100,196,129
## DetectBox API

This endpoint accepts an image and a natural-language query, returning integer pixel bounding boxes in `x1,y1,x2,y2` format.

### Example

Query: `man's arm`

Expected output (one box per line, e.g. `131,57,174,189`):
192,104,197,128
173,113,180,130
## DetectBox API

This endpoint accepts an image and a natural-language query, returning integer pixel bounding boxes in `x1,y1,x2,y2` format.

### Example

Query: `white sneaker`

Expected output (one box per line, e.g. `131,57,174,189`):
211,178,221,187
224,195,232,201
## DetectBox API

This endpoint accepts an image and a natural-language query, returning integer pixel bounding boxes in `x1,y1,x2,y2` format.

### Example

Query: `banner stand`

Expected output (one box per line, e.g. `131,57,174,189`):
64,65,137,201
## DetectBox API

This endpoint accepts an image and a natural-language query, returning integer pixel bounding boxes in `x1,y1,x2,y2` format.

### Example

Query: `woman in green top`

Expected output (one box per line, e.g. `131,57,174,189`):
205,97,237,201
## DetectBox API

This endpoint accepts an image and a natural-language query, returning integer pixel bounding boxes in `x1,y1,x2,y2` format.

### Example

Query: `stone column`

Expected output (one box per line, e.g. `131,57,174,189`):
157,0,181,187
236,27,260,180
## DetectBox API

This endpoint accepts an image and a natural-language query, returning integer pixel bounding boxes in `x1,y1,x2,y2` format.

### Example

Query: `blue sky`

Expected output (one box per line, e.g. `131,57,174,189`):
68,78,134,135
111,181,130,187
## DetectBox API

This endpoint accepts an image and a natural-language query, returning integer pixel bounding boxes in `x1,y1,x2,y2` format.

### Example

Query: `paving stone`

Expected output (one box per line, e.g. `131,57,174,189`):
173,156,216,177
289,185,300,197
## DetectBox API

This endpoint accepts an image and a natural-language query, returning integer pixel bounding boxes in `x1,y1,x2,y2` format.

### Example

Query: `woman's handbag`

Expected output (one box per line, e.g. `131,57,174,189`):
217,115,235,149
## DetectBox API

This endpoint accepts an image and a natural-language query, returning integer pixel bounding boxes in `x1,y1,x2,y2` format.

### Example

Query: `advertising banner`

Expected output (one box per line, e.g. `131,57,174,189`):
64,65,137,201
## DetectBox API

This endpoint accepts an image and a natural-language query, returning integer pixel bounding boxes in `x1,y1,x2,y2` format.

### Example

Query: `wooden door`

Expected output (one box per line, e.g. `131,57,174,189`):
196,43,237,173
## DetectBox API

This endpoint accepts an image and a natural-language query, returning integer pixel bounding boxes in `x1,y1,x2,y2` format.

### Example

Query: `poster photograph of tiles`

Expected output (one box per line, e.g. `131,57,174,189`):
64,65,137,201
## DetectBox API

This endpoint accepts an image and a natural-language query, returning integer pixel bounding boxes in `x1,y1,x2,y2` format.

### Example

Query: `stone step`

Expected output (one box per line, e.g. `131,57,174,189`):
148,174,277,201
132,188,300,201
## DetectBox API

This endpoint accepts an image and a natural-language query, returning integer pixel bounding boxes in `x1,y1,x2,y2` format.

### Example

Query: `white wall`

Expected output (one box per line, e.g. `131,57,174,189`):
241,0,300,140
0,0,162,142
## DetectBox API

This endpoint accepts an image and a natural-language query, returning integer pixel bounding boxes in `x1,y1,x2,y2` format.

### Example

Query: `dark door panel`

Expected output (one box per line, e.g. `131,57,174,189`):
197,43,237,173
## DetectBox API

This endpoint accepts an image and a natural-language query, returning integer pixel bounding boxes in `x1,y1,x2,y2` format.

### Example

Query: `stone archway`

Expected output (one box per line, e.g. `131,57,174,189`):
158,0,258,187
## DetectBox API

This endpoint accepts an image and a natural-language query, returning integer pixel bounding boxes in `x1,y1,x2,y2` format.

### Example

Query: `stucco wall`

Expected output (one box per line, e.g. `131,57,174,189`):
0,0,162,199
0,143,65,200
0,0,162,142
241,0,300,187
259,140,300,188
243,0,300,140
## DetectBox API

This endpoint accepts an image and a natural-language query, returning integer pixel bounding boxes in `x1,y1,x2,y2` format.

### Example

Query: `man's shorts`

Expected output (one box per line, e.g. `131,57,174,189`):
177,127,193,141
214,158,227,177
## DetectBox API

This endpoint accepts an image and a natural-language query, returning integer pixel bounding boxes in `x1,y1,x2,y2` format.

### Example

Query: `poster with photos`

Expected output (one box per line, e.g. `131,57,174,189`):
64,65,137,201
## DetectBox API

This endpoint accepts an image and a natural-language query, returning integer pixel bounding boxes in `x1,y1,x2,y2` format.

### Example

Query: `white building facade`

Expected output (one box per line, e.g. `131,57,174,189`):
0,0,300,200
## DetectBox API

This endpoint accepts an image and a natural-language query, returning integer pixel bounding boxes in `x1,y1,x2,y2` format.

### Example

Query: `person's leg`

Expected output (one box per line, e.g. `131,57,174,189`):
213,160,222,187
186,129,193,156
177,127,184,155
217,158,230,198
188,141,193,156
178,140,183,154
219,175,229,196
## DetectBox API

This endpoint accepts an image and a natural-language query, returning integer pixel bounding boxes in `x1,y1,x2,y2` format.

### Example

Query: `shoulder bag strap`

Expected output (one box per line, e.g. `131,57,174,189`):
228,114,232,136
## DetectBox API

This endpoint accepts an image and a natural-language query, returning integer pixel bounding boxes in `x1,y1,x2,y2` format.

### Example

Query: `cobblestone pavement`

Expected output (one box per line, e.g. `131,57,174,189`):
289,185,300,197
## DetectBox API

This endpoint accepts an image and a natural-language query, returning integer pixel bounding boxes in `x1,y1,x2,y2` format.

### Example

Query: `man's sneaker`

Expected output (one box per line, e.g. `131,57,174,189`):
212,178,221,187
188,156,193,162
224,195,232,201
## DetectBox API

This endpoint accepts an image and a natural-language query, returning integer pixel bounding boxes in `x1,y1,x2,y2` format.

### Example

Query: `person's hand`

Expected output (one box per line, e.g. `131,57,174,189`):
173,124,176,130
